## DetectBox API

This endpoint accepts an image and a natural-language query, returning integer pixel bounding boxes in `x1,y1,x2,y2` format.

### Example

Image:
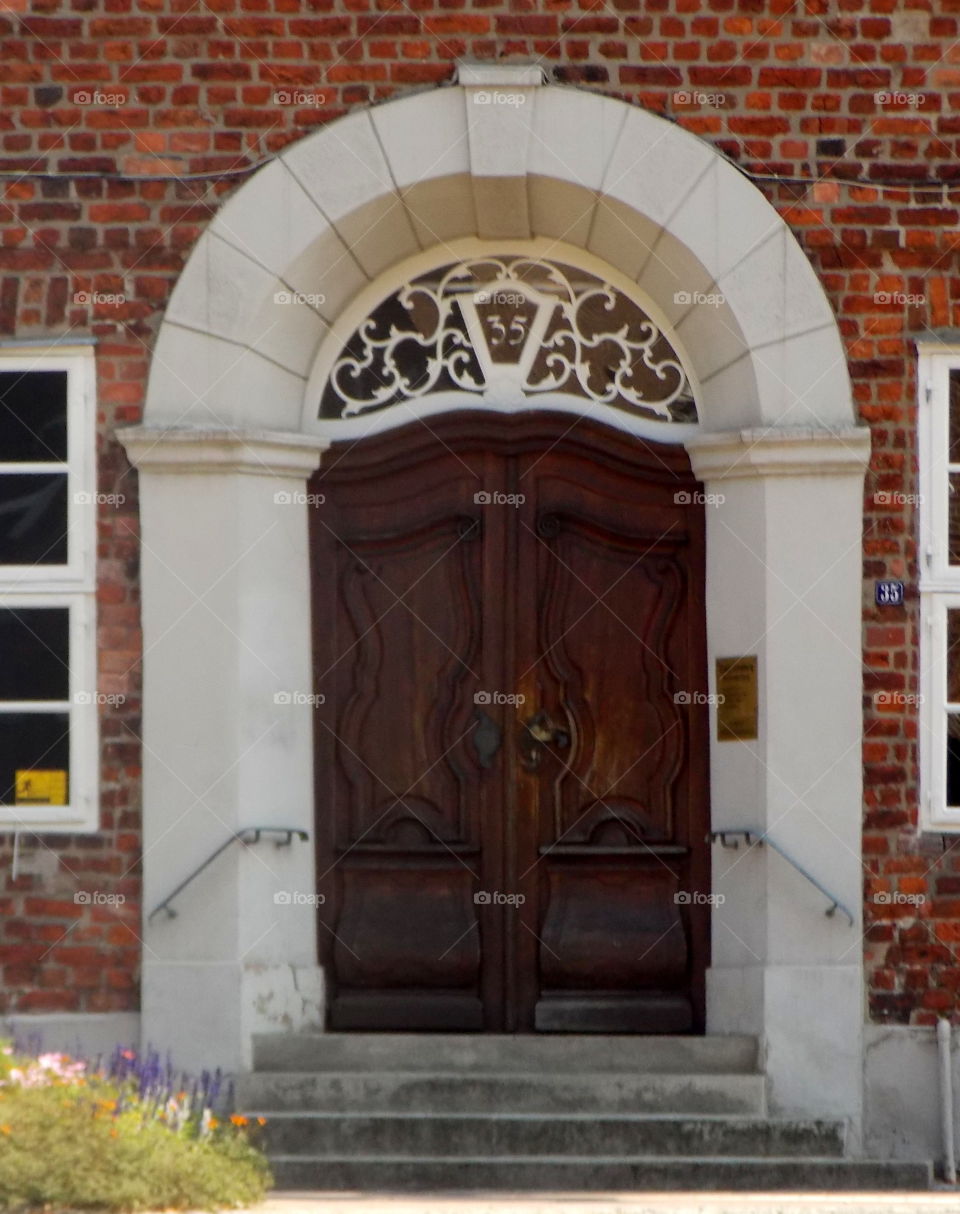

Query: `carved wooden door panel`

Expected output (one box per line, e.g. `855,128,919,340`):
510,434,709,1032
311,414,709,1032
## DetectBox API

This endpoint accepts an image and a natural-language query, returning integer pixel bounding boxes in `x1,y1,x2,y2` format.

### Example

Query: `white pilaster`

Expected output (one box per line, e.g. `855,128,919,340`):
688,425,871,1137
119,427,328,1073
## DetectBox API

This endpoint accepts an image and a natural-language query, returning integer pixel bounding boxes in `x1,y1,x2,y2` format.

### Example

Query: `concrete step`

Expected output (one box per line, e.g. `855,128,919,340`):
266,1155,933,1192
251,1033,759,1075
254,1112,844,1159
236,1069,766,1115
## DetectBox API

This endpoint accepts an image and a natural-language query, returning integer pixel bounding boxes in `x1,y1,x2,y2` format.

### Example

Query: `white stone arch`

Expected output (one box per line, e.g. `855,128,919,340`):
145,78,853,437
122,68,871,1142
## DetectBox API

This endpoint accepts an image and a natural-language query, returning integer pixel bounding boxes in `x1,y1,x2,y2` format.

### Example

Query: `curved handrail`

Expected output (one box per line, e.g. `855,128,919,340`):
147,827,309,923
710,828,856,927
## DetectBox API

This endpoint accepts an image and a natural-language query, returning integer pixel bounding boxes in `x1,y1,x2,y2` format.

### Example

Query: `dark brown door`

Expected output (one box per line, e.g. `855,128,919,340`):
310,413,710,1033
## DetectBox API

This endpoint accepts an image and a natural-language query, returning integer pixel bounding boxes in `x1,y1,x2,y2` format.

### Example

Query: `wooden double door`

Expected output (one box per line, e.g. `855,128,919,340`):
311,413,710,1033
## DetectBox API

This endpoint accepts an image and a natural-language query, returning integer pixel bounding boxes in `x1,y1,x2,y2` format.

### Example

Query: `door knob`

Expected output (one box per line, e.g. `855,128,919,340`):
519,710,570,770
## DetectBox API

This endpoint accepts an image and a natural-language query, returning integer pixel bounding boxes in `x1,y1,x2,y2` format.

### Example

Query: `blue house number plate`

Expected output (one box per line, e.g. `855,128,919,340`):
875,580,904,606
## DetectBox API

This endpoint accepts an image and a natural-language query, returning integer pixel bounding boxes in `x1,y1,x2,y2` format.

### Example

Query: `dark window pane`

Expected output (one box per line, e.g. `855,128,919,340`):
951,370,960,465
0,371,67,463
949,611,960,703
949,715,960,807
0,712,69,806
950,473,960,566
0,607,69,701
0,473,68,565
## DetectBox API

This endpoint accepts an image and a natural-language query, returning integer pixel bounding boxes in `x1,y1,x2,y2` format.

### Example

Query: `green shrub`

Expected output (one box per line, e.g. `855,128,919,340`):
0,1045,271,1212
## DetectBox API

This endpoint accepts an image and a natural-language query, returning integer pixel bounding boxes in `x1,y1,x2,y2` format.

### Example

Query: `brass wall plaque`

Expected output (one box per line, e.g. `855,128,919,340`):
716,656,758,742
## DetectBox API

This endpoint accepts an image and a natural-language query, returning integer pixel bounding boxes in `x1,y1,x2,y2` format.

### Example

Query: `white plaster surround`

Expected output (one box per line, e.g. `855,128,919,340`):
120,63,872,1139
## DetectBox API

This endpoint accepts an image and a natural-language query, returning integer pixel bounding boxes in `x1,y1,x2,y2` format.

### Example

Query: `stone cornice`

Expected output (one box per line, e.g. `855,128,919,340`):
686,425,872,481
117,427,328,478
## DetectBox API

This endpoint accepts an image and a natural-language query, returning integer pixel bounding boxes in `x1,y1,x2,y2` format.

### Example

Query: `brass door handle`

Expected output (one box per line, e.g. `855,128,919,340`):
519,710,570,770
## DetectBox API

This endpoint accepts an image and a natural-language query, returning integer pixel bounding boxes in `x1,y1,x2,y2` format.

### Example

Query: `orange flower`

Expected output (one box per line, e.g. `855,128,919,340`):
257,1117,266,1126
230,1115,248,1127
0,1125,10,1135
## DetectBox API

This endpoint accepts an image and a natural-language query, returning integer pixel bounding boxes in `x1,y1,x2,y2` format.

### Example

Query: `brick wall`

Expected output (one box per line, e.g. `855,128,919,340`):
2,0,959,1024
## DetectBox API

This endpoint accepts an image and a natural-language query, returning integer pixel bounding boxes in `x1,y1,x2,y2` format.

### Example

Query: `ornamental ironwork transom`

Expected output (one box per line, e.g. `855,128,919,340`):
317,257,696,425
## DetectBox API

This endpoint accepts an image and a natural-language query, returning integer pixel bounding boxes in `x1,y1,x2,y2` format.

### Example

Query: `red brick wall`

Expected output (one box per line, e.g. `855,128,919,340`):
2,0,959,1024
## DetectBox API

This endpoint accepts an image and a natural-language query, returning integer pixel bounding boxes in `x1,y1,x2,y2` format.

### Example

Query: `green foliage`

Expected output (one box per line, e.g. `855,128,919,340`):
0,1045,271,1213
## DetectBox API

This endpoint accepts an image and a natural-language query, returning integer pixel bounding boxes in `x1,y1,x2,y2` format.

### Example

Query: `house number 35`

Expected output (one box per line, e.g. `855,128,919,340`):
488,315,527,347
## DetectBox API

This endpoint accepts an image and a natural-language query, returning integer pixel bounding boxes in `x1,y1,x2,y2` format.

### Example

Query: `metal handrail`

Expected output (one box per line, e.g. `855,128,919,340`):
710,828,856,927
148,827,309,922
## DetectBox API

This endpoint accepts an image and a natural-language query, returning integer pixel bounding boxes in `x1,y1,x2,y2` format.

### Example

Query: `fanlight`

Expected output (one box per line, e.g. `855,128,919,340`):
318,257,696,426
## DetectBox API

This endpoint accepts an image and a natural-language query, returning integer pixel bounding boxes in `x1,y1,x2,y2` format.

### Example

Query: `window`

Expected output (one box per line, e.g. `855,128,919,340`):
0,347,98,831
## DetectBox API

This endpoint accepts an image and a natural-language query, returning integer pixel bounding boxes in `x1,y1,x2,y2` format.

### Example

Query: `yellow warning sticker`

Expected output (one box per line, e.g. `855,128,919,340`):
15,770,68,805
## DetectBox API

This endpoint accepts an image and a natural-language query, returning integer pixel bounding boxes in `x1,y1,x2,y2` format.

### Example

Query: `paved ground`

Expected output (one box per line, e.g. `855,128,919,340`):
236,1192,960,1214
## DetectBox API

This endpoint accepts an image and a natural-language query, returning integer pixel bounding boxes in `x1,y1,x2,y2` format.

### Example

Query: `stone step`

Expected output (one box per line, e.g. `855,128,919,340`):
251,1033,759,1075
236,1069,766,1115
252,1113,844,1158
267,1155,933,1192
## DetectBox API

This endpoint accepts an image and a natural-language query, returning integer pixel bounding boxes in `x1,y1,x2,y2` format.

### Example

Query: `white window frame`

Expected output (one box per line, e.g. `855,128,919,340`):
919,344,960,829
0,344,98,831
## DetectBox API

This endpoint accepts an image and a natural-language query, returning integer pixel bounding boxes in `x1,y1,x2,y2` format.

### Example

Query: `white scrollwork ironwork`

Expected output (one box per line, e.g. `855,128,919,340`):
319,258,695,425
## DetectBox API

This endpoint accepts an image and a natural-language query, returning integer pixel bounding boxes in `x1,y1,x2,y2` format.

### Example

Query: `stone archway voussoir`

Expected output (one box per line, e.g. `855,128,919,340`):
146,323,305,431
144,78,856,436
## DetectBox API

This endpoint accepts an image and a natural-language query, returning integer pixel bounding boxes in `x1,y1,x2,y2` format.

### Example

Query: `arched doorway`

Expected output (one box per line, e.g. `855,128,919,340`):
307,248,710,1032
123,66,869,1129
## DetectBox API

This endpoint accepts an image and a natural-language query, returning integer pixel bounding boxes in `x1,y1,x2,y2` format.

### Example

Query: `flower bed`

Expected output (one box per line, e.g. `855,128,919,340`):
0,1042,271,1212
